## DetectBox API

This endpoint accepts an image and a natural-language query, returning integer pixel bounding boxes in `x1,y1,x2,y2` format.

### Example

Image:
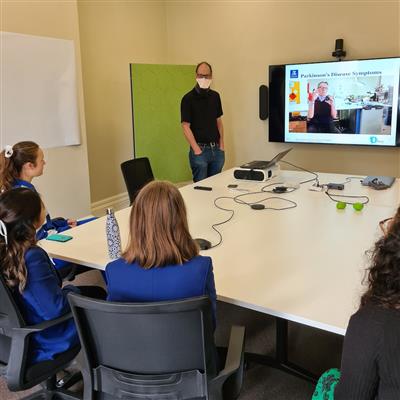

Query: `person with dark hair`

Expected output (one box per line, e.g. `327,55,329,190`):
312,210,400,399
307,81,339,133
105,180,217,326
0,188,106,365
0,141,76,238
0,142,43,192
181,61,225,182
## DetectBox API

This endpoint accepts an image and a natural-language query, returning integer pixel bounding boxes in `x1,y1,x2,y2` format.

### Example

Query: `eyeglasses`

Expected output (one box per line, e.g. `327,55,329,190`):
196,73,212,79
379,217,393,235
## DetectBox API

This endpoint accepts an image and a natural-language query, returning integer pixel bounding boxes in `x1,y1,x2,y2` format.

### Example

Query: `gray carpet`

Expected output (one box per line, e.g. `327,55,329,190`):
215,301,343,399
1,299,343,399
0,379,38,399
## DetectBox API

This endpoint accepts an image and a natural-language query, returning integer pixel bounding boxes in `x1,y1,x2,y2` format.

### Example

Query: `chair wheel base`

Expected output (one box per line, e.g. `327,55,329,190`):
20,388,81,400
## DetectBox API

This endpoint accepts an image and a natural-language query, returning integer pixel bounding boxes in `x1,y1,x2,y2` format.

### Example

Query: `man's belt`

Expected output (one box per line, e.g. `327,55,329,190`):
197,142,218,147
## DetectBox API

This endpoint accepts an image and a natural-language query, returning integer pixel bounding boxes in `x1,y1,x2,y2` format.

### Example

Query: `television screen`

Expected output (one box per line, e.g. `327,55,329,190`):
269,57,400,146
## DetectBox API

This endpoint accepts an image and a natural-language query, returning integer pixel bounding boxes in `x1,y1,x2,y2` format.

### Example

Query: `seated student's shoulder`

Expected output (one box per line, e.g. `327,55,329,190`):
350,304,400,332
106,257,130,271
105,256,213,276
24,245,50,265
23,247,57,284
185,255,213,270
105,257,145,279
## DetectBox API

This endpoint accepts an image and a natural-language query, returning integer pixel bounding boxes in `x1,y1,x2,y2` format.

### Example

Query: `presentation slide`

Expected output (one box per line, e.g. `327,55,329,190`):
284,58,400,146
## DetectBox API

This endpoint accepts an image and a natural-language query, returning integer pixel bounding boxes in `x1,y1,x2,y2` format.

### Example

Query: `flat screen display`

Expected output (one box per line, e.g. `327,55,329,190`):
269,57,400,146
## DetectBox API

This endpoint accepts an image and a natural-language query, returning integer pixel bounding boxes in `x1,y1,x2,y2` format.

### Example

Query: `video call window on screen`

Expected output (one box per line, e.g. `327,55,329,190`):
269,57,400,147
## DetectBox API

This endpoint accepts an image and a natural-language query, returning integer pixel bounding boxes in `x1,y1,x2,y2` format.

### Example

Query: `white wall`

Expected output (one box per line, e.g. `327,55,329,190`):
2,0,91,218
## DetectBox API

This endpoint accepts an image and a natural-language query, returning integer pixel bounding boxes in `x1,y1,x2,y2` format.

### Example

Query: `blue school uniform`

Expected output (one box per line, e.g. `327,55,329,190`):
12,179,96,272
13,179,69,239
106,255,217,327
11,246,80,365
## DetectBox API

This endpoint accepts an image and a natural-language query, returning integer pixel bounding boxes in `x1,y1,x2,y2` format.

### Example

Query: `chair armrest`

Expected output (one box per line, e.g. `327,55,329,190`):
0,312,12,330
12,312,73,336
211,325,245,387
6,312,74,390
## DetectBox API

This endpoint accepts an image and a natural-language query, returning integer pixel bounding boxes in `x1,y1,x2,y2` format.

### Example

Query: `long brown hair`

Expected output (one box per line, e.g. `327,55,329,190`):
123,180,199,268
0,188,43,292
361,206,400,309
0,141,39,192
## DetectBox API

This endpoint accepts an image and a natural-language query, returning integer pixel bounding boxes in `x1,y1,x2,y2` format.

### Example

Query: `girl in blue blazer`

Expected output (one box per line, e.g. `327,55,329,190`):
0,188,80,365
0,188,106,365
106,180,217,327
0,142,76,239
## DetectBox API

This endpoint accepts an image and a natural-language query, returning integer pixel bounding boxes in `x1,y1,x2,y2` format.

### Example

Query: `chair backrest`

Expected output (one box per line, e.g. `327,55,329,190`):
120,157,154,205
68,294,217,399
0,275,25,365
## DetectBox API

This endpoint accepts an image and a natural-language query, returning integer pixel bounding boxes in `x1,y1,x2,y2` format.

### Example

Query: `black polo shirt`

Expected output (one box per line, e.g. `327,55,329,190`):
180,87,223,143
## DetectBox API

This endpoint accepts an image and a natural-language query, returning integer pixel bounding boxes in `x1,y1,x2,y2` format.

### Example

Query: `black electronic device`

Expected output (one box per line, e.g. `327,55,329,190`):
269,57,400,147
327,183,344,190
250,204,265,210
195,238,212,250
259,85,269,120
332,38,346,60
272,186,288,193
194,186,212,191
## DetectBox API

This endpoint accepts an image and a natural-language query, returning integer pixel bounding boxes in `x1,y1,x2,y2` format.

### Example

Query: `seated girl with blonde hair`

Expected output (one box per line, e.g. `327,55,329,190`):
105,180,217,326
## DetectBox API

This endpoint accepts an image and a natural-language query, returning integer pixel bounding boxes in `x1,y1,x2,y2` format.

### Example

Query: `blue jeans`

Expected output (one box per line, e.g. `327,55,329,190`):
189,145,225,182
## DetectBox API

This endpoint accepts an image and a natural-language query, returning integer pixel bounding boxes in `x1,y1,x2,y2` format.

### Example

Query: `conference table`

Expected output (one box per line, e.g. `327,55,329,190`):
41,168,399,380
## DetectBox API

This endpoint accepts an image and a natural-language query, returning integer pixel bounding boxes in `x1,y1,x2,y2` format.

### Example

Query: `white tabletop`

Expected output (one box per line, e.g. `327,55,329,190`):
41,169,399,335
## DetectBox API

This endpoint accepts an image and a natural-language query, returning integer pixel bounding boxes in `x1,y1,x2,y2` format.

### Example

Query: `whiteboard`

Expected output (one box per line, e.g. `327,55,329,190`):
0,31,81,149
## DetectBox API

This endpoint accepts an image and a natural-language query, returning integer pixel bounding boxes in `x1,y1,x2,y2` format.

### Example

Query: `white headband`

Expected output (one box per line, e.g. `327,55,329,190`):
4,145,13,159
0,220,8,246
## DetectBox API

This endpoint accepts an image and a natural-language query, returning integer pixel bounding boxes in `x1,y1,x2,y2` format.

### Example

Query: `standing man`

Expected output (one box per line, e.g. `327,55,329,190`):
181,62,225,182
307,81,339,133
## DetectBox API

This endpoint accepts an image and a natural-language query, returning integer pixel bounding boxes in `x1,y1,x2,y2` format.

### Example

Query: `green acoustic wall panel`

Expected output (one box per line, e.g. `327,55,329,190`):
131,64,195,182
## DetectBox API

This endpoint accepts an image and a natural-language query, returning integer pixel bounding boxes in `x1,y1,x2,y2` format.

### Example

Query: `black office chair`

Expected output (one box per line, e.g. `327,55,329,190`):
68,293,245,400
120,157,154,205
0,275,81,399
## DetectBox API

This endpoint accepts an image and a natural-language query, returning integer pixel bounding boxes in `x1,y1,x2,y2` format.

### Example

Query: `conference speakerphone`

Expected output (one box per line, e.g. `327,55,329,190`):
233,148,291,182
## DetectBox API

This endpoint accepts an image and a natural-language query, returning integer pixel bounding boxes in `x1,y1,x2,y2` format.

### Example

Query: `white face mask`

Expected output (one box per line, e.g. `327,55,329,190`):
196,78,212,89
